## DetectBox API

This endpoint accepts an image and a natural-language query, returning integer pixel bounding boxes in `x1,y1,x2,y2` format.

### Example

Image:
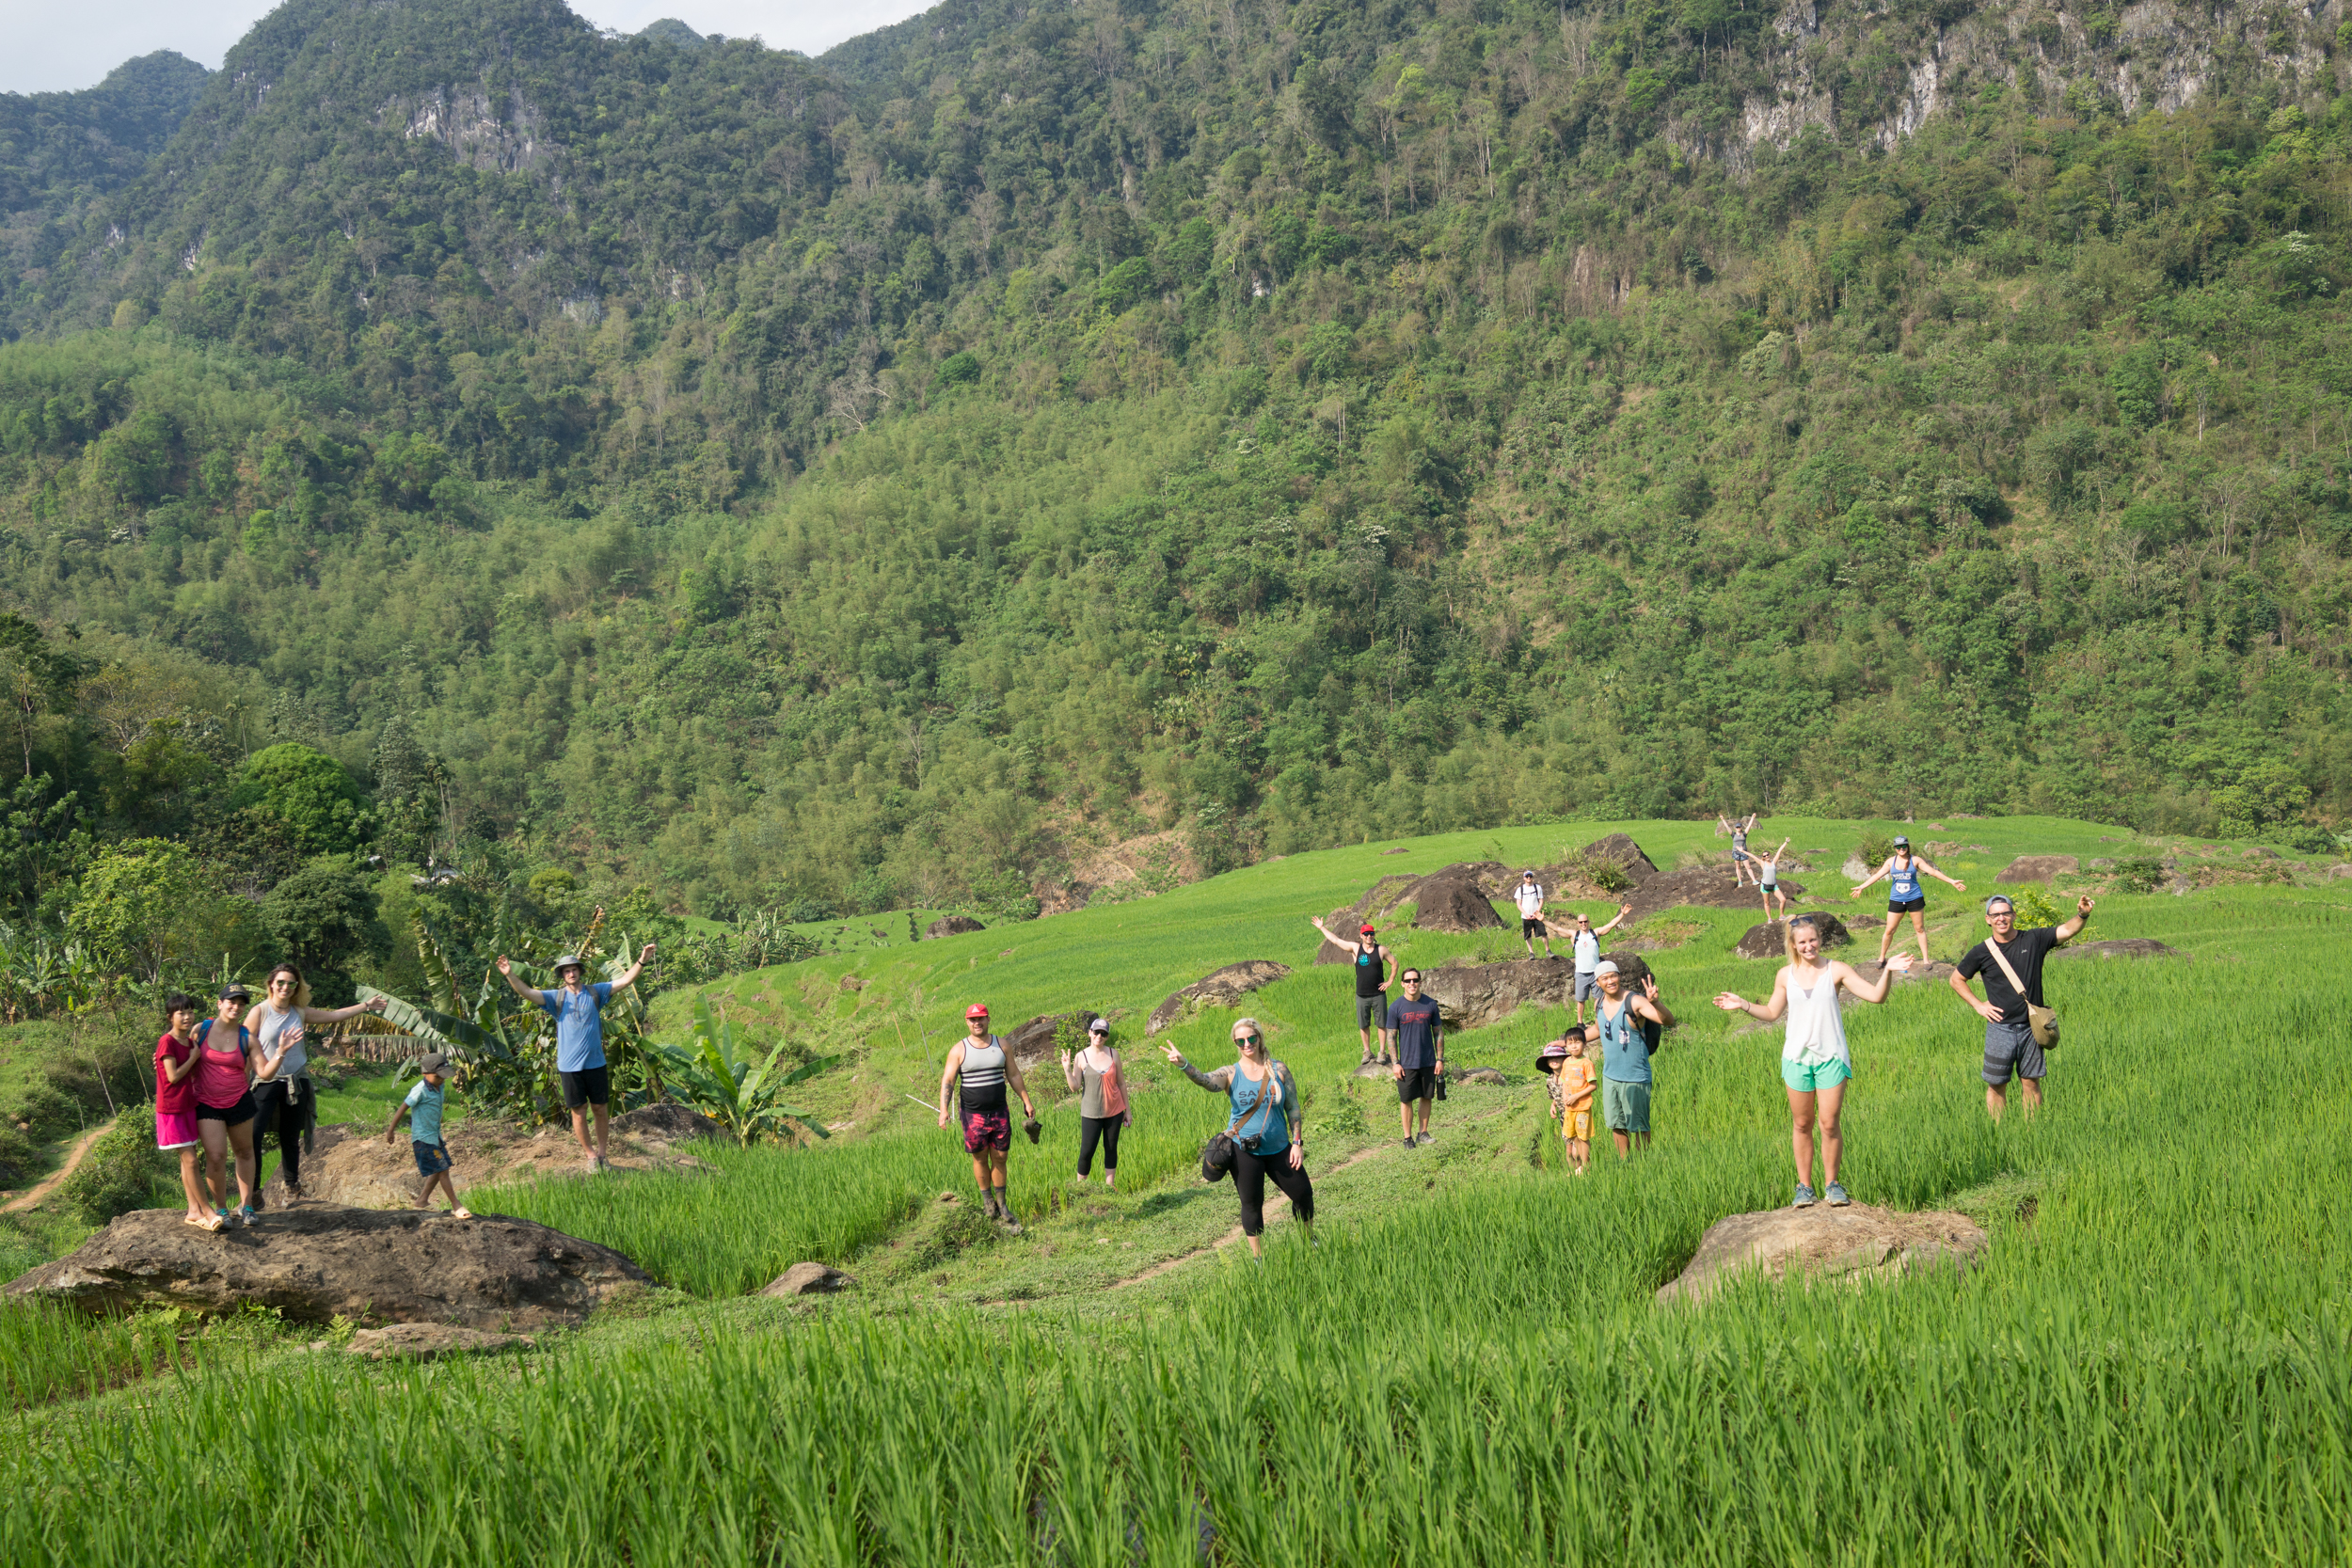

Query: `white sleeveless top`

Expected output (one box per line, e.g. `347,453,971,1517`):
1782,967,1849,1069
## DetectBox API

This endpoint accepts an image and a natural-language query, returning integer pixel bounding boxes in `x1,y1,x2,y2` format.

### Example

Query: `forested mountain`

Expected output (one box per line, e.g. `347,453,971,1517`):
0,0,2347,931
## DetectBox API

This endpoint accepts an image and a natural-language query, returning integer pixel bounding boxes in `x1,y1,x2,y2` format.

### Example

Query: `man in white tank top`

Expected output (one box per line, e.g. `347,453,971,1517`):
1711,919,1911,1209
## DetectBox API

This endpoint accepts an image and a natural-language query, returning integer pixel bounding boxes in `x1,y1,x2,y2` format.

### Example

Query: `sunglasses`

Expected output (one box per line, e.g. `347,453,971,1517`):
1237,1033,1263,1046
1402,974,1422,983
1088,1027,1108,1036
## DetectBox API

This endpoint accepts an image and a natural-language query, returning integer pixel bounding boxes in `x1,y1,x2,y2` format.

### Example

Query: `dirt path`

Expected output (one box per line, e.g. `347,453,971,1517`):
1111,1114,1498,1290
4,1118,115,1213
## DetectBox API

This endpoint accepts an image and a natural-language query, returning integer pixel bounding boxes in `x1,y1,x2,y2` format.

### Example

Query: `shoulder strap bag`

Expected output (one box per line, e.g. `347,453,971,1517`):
1200,1069,1276,1184
1982,938,2059,1049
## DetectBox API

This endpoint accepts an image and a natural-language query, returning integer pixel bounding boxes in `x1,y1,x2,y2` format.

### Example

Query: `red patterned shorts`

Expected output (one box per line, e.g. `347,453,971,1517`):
961,1110,1011,1154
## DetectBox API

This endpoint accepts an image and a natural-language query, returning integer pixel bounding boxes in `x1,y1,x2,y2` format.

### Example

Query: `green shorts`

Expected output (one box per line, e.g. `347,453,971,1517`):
1602,1078,1651,1134
1780,1057,1852,1093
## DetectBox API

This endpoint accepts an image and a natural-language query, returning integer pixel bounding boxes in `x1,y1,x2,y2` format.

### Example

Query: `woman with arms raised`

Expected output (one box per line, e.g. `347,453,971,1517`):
1713,920,1912,1210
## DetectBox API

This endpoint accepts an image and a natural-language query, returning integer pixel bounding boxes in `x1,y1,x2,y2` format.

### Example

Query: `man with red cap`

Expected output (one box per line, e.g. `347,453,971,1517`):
1311,913,1395,1065
936,1002,1036,1227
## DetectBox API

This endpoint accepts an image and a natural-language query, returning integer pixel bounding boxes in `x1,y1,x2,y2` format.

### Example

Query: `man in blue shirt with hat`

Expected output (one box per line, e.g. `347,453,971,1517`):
498,936,654,1171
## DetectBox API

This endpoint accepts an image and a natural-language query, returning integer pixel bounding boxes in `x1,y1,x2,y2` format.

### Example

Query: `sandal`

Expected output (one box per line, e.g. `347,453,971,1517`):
183,1212,226,1232
450,1207,473,1220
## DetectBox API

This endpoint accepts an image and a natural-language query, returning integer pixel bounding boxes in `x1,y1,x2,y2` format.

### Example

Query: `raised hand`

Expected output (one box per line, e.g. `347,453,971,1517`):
363,995,389,1013
1711,991,1748,1013
1952,880,1967,893
495,956,512,975
640,942,657,962
1162,1042,1185,1064
2076,895,2097,916
1640,974,1661,1002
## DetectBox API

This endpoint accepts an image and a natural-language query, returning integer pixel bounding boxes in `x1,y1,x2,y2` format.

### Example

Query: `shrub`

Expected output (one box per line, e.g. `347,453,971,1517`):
62,1116,167,1224
1858,832,1896,869
2109,858,2167,893
0,1124,36,1185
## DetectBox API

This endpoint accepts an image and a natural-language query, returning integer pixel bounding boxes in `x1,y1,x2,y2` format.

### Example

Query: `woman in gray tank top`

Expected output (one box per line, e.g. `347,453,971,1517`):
1059,1017,1130,1189
247,962,389,1204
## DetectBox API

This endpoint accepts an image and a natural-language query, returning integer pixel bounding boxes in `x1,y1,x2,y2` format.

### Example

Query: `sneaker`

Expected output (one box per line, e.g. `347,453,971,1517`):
1415,1132,1434,1146
1825,1182,1851,1208
1792,1185,1818,1209
1402,1136,1418,1149
236,1205,259,1226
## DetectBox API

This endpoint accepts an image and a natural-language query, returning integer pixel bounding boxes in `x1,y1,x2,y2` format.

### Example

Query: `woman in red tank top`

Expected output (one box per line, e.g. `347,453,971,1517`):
193,983,262,1225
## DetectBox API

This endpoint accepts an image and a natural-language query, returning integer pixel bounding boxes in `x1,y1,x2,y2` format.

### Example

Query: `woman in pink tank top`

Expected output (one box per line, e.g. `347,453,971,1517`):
193,984,262,1225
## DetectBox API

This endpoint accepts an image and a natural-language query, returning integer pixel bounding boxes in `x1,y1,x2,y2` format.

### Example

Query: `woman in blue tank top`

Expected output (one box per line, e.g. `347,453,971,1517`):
1850,834,1967,966
1165,1018,1316,1260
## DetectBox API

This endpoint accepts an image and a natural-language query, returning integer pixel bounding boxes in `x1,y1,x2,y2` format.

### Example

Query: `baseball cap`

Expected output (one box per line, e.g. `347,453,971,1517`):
1892,835,1911,848
1521,869,1534,877
1983,895,2014,916
964,1003,990,1020
1087,1018,1108,1034
1594,959,1620,976
416,1052,449,1074
1359,924,1375,934
219,983,251,1001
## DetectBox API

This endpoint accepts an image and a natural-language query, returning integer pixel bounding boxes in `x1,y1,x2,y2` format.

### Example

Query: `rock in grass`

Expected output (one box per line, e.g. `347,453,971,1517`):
1574,832,1660,882
612,1102,725,1143
925,914,985,939
2050,938,2184,962
1734,914,1851,959
1658,1204,1989,1306
1004,1010,1105,1068
345,1323,532,1359
1997,855,2079,883
6,1206,649,1327
1448,1067,1507,1085
761,1262,855,1296
1409,869,1509,933
1619,866,1804,923
1146,960,1293,1036
1421,957,1575,1027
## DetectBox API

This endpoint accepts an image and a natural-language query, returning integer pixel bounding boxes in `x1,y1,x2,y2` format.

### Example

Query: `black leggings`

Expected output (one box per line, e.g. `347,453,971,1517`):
1077,1115,1122,1176
1232,1145,1314,1237
250,1081,301,1189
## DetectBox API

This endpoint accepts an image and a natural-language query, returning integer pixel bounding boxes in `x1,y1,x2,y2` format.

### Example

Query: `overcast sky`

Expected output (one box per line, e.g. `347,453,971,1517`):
0,0,934,95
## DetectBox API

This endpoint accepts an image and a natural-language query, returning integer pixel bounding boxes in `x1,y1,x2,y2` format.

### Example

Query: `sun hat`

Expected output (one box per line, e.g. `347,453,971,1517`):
416,1052,450,1074
550,954,585,974
1534,1041,1570,1074
964,1003,990,1020
1593,959,1620,976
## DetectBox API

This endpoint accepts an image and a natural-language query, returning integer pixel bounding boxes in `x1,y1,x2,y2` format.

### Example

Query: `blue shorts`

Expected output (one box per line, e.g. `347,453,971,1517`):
413,1141,453,1178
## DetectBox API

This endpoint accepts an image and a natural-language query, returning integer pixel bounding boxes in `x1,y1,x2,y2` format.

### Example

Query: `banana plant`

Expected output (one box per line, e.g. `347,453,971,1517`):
649,994,835,1144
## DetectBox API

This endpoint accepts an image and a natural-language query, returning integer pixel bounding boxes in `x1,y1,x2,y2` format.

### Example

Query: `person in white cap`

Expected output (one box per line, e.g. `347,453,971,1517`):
1584,960,1675,1158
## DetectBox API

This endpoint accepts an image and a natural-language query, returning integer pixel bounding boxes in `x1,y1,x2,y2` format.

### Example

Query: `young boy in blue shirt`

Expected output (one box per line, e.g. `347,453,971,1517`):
384,1052,470,1218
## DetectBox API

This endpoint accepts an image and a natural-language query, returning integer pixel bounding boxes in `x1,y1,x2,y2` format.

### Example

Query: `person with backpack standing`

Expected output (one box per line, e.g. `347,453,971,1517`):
1587,961,1677,1158
1311,914,1394,1064
246,961,389,1207
1165,1018,1315,1260
1711,918,1914,1208
497,942,656,1173
1952,893,2093,1121
1570,904,1635,1027
1060,1017,1130,1191
1851,835,1968,966
937,1003,1037,1226
1512,870,1556,958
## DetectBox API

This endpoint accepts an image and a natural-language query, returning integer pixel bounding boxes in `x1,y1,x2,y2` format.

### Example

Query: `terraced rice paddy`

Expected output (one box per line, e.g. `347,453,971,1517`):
4,822,2347,1563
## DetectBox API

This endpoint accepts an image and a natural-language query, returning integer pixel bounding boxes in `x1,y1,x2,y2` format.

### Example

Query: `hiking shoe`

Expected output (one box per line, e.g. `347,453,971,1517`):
1792,1184,1818,1209
1416,1132,1434,1146
1825,1182,1851,1208
235,1205,258,1226
1402,1136,1418,1149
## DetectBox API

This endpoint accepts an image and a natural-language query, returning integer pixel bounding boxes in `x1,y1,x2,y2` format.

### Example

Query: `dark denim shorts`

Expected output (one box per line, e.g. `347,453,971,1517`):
413,1141,453,1177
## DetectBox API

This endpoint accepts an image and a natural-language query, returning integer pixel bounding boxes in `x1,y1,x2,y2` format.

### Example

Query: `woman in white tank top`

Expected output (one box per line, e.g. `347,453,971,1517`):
1712,921,1911,1209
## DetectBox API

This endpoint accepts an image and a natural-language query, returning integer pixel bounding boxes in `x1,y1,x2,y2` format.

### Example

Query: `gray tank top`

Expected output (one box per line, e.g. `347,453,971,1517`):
253,1004,306,1079
958,1036,1008,1114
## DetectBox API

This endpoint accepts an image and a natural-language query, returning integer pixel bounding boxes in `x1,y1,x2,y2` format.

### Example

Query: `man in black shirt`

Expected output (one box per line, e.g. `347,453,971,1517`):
1951,892,2094,1121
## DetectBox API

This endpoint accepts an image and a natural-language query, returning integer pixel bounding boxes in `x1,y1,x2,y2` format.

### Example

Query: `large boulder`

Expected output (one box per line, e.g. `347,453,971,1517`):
1421,957,1576,1028
1002,1010,1104,1068
1734,913,1851,959
2049,938,2185,963
1997,855,2079,883
1409,869,1508,933
7,1206,650,1326
1575,833,1660,883
925,914,986,940
1147,960,1293,1036
1618,866,1804,923
1657,1203,1989,1306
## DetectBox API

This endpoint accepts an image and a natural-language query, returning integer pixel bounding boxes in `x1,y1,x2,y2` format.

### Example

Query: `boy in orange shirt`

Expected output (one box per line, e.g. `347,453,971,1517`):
1536,1037,1598,1175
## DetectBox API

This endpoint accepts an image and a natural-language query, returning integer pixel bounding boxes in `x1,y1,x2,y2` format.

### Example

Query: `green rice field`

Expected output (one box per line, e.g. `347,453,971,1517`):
3,818,2347,1563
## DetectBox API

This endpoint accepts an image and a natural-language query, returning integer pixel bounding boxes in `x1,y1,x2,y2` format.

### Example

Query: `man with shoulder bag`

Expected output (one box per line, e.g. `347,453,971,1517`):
1950,892,2094,1122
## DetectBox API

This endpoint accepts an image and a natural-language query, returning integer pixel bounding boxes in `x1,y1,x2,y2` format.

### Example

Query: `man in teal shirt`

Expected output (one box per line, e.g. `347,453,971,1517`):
498,938,653,1172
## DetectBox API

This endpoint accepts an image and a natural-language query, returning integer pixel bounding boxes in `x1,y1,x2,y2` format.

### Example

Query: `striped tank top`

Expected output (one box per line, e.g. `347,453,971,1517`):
958,1036,1008,1115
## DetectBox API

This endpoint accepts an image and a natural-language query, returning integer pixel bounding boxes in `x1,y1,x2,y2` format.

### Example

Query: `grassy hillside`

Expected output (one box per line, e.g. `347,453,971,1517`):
4,817,2347,1561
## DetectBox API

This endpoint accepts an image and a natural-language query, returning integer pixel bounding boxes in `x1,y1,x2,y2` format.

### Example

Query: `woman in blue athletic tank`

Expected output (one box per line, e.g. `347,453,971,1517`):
1851,834,1967,965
